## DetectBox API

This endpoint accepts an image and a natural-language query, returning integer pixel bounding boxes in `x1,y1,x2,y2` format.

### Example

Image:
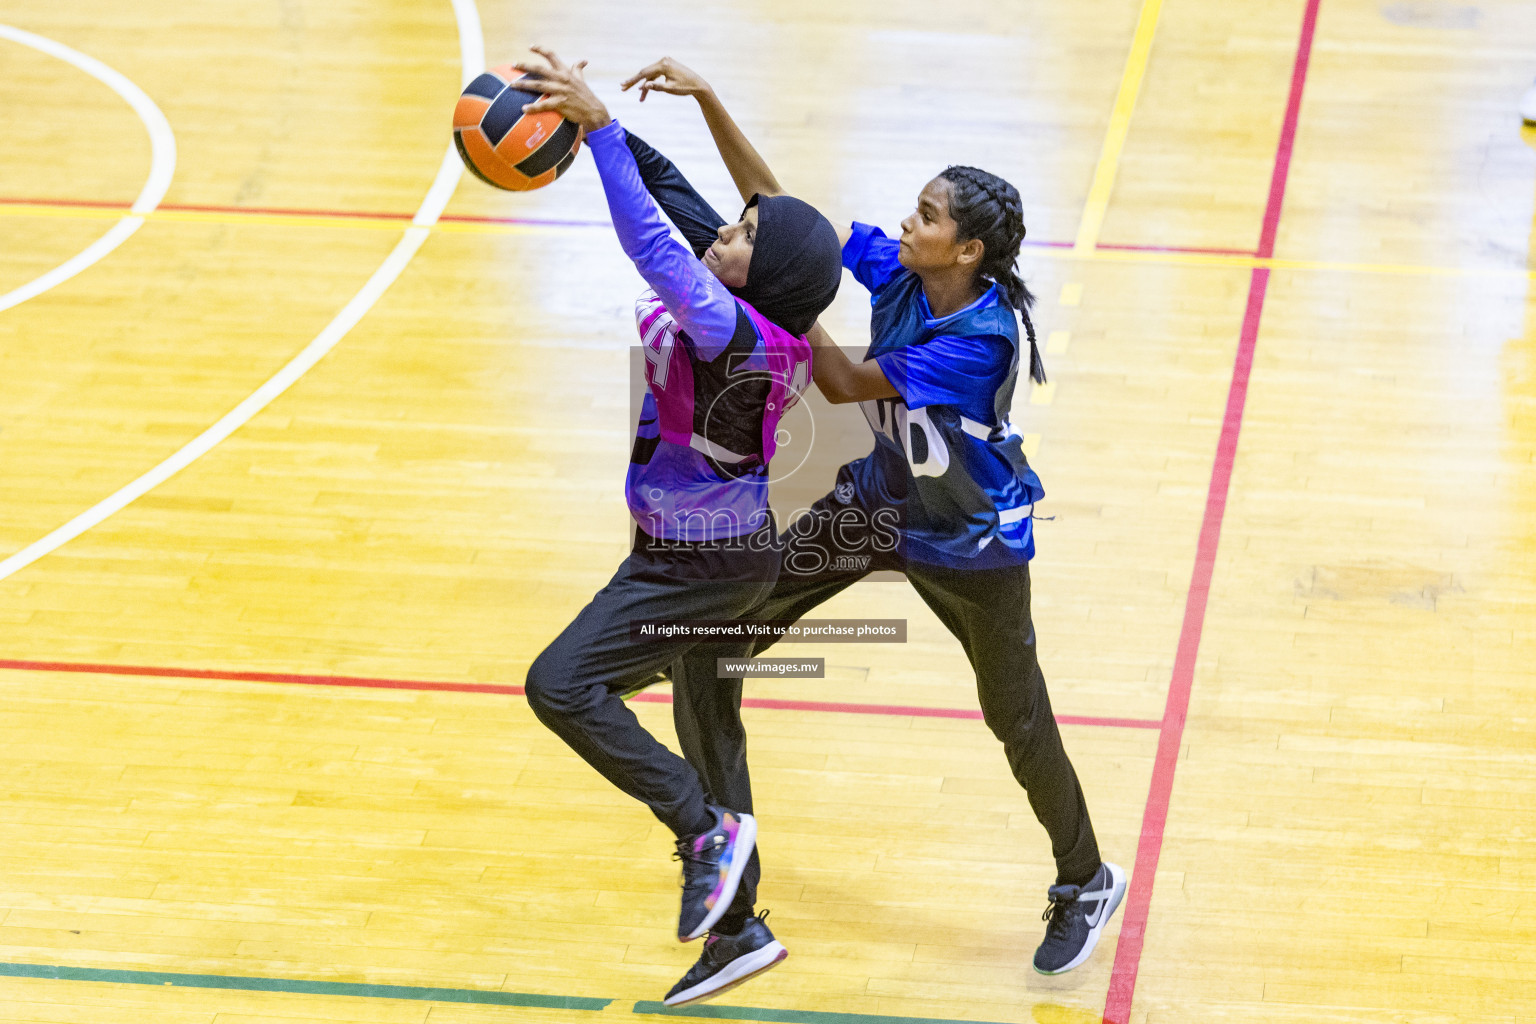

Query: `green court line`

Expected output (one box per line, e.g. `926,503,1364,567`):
632,1001,1014,1024
0,961,1021,1024
0,962,610,1010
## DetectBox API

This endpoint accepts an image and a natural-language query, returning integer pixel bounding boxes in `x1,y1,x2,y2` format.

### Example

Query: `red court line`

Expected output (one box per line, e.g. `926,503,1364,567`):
0,658,1160,730
1,195,1258,255
632,690,1158,729
0,196,140,212
436,212,611,228
0,195,609,229
1100,1,1321,1022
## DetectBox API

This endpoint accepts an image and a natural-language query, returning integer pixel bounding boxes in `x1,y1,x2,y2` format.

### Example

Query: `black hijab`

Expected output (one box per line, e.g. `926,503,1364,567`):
623,132,841,337
732,194,842,337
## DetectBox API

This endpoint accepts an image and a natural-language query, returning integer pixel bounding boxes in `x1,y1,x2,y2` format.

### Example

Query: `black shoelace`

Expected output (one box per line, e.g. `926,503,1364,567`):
1041,884,1083,938
674,834,727,890
674,835,725,868
705,908,772,960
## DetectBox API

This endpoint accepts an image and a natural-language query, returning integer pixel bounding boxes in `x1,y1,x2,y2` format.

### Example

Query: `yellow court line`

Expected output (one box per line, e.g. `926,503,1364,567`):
3,200,1530,281
1074,0,1165,254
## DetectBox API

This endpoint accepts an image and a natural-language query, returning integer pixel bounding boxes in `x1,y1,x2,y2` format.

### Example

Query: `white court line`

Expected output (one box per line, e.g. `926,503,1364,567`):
0,24,176,313
0,0,485,583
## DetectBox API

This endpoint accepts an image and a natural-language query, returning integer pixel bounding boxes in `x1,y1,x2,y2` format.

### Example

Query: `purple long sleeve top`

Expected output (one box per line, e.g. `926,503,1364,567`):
582,120,813,542
585,121,735,360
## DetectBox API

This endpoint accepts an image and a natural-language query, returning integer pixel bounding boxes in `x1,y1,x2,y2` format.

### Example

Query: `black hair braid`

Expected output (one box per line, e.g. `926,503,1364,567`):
939,165,1046,384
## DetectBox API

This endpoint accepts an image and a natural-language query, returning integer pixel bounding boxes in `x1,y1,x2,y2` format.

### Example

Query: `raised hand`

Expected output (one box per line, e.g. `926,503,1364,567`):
623,56,782,202
514,46,611,133
621,57,712,102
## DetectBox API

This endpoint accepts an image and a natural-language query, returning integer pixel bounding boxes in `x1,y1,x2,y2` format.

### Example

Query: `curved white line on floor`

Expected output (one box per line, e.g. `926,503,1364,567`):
0,1,486,583
0,24,177,313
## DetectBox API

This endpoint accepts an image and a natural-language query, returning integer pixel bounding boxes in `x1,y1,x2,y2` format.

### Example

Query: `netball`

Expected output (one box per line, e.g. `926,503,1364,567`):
453,64,581,191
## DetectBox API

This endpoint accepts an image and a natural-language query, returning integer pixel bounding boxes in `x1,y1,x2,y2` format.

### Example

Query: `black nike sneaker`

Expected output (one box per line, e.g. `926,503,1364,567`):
1032,861,1127,974
675,806,757,941
664,910,787,1007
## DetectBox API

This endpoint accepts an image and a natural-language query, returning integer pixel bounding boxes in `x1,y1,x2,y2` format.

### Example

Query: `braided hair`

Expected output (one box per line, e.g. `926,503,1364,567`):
938,165,1045,384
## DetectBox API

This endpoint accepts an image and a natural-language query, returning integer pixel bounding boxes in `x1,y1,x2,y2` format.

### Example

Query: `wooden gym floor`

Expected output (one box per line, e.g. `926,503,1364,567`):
2,0,1535,1021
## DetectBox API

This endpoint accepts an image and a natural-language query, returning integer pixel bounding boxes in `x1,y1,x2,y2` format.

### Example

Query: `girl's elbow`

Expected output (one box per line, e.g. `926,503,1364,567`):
825,384,860,405
814,381,851,405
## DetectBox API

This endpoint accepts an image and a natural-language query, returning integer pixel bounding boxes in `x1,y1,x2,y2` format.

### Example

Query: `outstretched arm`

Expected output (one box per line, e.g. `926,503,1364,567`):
805,322,898,404
518,48,737,357
622,58,783,204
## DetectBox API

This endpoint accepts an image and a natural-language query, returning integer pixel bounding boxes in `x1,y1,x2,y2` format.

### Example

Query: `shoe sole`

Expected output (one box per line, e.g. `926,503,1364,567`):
1033,862,1128,976
682,812,758,941
664,941,787,1006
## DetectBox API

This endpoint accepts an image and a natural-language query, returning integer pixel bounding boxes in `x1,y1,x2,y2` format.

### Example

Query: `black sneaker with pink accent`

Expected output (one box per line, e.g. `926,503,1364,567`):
674,806,757,942
665,910,787,1007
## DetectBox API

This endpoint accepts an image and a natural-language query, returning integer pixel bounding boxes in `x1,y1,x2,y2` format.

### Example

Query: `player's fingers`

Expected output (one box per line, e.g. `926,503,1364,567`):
520,95,564,114
643,78,690,95
620,60,669,90
516,73,566,94
528,45,568,72
511,62,556,83
528,45,562,66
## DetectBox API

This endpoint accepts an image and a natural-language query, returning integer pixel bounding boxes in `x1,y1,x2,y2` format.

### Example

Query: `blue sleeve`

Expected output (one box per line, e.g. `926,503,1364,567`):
842,222,906,295
875,334,1010,414
587,121,736,359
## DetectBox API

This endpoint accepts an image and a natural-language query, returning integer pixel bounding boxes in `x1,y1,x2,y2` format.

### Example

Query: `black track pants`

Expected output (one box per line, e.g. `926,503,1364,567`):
525,527,776,843
670,483,1102,902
